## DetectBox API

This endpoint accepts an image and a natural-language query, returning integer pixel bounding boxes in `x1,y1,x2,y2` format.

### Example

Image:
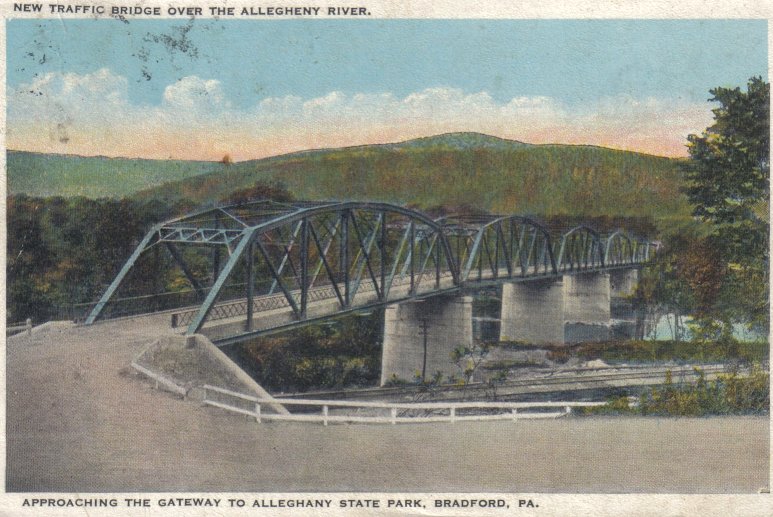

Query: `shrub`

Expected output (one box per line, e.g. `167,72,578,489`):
584,365,769,417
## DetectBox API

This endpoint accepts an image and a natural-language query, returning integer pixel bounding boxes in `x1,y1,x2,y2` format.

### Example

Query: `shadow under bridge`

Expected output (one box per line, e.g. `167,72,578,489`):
84,200,656,346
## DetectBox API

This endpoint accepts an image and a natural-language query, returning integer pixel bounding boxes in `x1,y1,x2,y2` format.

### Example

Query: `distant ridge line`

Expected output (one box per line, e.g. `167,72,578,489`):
7,131,671,164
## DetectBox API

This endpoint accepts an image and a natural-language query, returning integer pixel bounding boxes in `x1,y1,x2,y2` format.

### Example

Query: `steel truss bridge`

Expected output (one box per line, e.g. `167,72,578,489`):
85,201,656,345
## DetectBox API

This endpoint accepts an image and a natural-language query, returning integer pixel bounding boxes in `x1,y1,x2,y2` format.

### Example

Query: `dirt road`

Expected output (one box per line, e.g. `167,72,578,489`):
6,318,769,493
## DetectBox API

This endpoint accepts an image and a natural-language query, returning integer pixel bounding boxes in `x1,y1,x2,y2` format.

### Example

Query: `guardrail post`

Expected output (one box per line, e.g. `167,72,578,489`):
511,408,518,421
25,318,32,336
171,313,178,327
255,402,261,423
450,407,456,424
390,407,397,425
565,406,572,416
323,405,329,426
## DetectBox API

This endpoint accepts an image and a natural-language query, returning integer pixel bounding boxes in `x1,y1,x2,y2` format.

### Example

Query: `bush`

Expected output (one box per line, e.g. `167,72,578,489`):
551,339,768,365
583,365,769,417
232,311,384,392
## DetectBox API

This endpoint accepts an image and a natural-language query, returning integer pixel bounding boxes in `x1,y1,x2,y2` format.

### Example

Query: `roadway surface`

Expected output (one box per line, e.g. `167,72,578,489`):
6,316,769,493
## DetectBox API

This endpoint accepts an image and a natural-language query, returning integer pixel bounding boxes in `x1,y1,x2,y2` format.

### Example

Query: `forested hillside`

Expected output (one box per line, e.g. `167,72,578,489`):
9,132,690,223
135,133,690,221
7,151,223,198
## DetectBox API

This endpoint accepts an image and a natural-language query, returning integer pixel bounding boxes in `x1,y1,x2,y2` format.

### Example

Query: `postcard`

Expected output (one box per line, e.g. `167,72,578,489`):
1,1,771,516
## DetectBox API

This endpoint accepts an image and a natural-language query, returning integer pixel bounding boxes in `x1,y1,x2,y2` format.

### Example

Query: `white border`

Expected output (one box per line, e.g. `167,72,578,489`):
0,1,770,516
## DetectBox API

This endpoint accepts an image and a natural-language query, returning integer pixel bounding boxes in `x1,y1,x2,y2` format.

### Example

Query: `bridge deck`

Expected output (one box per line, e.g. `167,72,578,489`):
180,265,632,344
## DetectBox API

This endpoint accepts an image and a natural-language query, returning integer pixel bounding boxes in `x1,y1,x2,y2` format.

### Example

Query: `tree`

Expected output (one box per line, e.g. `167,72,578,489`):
683,77,769,333
450,342,491,384
634,231,724,342
685,76,769,265
6,195,55,322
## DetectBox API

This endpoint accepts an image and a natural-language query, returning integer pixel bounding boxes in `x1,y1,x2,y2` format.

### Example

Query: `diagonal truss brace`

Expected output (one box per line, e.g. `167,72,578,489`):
186,228,256,335
164,242,206,300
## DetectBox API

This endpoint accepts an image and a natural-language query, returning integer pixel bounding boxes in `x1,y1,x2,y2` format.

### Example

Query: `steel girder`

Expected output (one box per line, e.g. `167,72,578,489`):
84,201,656,340
441,215,557,283
604,230,636,267
602,230,659,266
555,225,605,272
181,202,459,335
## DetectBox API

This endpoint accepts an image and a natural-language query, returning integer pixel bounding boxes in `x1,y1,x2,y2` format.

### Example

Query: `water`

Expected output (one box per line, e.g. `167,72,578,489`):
649,314,766,342
472,316,500,342
472,291,766,344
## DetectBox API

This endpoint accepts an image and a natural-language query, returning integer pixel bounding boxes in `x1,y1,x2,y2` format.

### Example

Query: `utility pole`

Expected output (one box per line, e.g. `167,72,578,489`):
421,318,428,381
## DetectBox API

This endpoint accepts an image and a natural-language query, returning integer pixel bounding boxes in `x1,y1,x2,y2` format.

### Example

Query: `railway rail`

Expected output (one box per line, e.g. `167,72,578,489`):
274,364,737,403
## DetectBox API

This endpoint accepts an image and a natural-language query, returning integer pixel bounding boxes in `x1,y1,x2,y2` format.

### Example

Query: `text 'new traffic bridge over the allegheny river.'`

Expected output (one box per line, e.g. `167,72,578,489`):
84,200,657,383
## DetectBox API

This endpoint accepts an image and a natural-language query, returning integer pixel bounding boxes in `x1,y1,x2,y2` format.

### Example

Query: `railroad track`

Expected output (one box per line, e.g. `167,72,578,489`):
274,364,738,403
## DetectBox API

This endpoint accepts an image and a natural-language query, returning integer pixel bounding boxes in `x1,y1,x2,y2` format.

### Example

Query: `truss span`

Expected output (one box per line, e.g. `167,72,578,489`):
84,200,656,345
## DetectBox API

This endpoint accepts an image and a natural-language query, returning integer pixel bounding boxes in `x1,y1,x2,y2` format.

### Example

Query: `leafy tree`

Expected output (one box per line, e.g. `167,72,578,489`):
232,311,383,392
450,342,491,383
5,195,186,323
684,76,769,265
634,231,723,342
6,196,55,321
683,77,770,333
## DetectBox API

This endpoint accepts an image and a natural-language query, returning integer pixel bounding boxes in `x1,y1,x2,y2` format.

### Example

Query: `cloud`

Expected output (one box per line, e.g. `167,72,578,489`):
163,76,229,112
10,68,128,120
7,69,714,160
9,68,132,149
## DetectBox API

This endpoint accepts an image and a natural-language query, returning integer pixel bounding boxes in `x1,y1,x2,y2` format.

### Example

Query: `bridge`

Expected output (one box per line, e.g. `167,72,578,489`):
83,200,656,383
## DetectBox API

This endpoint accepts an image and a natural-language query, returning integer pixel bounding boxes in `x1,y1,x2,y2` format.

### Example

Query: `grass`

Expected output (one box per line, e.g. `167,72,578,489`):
545,339,769,365
482,359,546,370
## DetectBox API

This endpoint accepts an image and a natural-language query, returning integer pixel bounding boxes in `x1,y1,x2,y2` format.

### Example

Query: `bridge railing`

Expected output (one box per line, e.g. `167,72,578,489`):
170,271,458,328
202,384,606,425
71,285,240,324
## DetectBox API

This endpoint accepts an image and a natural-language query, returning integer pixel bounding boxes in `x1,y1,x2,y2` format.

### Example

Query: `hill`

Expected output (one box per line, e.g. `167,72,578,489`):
381,132,531,151
135,132,690,221
7,150,225,198
7,132,691,222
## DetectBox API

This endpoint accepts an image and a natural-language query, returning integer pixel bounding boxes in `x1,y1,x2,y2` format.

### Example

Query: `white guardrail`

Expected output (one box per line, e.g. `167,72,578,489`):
6,319,33,337
202,384,607,425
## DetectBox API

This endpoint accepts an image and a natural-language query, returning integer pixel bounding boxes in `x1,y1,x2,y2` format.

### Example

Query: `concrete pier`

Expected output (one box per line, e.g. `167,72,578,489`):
609,269,640,339
380,296,472,386
499,272,620,345
610,268,639,298
382,269,640,381
563,273,611,343
563,273,611,323
499,279,564,344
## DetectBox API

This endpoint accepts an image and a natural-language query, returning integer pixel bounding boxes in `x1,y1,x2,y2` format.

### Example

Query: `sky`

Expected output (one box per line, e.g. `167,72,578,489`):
6,19,768,161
